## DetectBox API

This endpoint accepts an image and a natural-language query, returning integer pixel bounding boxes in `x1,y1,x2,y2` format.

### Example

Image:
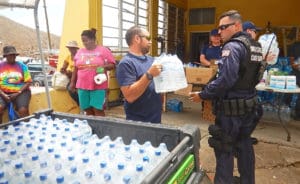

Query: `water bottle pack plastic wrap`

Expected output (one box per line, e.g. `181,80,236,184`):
0,114,170,184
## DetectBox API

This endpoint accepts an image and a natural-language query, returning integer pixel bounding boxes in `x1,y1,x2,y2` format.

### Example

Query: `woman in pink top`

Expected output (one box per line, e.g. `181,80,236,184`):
70,28,116,116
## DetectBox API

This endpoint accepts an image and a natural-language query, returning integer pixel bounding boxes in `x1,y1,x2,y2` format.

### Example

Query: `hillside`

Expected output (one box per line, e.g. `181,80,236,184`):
0,15,60,57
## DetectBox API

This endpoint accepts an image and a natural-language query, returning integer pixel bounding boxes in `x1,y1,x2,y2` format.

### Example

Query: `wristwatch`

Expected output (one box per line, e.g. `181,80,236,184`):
145,72,153,80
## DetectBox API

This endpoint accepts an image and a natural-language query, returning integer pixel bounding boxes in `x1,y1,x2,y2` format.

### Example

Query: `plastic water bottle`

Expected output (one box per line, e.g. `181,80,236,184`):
23,170,37,184
280,106,291,122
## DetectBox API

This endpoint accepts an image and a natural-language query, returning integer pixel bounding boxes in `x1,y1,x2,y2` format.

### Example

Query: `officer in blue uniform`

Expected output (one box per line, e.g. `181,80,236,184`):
190,10,264,184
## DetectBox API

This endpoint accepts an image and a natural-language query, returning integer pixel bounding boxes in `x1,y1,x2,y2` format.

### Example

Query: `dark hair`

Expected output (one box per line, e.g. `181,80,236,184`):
125,26,143,46
81,28,97,40
219,10,242,23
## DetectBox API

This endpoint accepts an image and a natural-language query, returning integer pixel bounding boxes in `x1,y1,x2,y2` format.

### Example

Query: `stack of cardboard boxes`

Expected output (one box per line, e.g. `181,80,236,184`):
175,66,217,122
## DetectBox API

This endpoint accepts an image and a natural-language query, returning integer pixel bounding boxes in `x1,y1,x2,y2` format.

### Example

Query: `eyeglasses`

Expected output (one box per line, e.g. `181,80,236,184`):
250,29,257,33
218,22,236,31
139,35,151,41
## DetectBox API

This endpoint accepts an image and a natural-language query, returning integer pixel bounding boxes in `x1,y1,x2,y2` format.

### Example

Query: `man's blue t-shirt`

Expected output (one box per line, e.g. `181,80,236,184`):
116,53,162,123
201,45,222,61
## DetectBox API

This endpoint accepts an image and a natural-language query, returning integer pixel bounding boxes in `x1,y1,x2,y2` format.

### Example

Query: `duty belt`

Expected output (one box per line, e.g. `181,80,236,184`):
215,96,258,116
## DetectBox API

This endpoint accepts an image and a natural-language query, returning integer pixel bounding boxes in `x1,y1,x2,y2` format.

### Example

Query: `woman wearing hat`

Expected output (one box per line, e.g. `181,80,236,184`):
60,40,80,105
199,28,222,67
0,46,32,124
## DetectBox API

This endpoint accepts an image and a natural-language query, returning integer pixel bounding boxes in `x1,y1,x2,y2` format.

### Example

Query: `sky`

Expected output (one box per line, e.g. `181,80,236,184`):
0,0,65,36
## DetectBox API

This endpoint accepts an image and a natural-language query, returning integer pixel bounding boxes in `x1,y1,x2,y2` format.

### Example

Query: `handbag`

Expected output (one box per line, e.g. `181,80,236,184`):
8,102,19,121
52,71,70,90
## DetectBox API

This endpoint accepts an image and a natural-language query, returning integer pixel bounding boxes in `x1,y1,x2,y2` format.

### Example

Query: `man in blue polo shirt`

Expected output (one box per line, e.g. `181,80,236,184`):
116,26,162,123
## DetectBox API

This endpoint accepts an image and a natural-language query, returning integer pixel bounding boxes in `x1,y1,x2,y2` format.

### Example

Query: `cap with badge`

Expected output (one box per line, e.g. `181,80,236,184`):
65,40,79,48
2,46,19,57
210,29,220,36
243,21,261,32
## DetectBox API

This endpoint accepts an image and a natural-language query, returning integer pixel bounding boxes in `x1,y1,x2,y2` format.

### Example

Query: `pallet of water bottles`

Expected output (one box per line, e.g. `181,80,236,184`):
0,109,212,184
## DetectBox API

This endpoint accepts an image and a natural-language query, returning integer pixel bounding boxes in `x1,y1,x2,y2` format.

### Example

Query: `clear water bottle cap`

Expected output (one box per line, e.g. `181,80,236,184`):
56,175,64,183
10,149,17,155
15,162,23,169
17,135,23,140
85,171,93,179
32,154,39,161
143,156,150,162
48,148,54,153
0,170,4,178
26,143,33,148
37,145,44,150
39,138,46,142
40,174,47,181
96,141,101,147
109,143,115,148
68,155,75,161
24,170,32,178
14,127,20,131
100,161,107,168
123,175,131,184
40,161,47,168
0,147,6,152
118,163,125,170
136,164,143,172
104,173,111,181
82,157,89,163
3,140,10,145
4,159,11,165
2,131,8,136
70,166,77,174
139,148,145,154
155,150,161,156
124,145,130,151
0,179,8,184
54,154,61,159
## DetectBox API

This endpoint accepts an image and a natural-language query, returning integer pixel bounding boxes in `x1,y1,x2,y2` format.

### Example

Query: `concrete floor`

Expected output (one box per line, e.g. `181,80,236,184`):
106,93,300,184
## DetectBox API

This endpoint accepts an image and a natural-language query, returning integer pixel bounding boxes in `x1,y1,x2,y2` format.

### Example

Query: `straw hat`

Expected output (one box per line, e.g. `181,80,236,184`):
65,40,79,48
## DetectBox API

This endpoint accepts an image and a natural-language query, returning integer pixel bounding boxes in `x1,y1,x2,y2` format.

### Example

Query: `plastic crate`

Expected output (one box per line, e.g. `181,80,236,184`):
1,109,211,184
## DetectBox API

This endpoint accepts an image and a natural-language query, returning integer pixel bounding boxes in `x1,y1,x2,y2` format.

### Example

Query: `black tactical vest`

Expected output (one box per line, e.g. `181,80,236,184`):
228,35,264,90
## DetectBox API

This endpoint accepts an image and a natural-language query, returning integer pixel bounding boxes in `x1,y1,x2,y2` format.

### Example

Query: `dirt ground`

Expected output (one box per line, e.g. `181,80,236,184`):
106,93,300,184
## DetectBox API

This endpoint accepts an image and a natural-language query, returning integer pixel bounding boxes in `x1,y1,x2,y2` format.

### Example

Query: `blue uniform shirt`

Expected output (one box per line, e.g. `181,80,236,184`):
200,32,256,100
201,45,222,61
116,53,162,123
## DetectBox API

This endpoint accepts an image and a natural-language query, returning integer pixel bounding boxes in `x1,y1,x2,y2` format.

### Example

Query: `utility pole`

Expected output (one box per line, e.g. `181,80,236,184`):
43,0,52,51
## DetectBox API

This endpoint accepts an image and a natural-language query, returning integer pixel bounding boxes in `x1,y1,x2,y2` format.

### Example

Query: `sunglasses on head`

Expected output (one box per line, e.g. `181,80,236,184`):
218,22,236,31
139,35,151,41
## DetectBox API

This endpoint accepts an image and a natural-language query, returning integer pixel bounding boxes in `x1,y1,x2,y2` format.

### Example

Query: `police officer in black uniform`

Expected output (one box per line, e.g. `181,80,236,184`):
190,10,263,184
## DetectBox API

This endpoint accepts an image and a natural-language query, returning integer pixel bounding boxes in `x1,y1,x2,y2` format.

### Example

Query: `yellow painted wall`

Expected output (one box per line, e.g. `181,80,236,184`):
166,0,187,9
185,0,300,59
57,0,90,70
2,89,80,123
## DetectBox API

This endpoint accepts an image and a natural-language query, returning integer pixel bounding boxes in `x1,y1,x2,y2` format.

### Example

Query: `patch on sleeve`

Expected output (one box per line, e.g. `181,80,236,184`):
222,50,231,57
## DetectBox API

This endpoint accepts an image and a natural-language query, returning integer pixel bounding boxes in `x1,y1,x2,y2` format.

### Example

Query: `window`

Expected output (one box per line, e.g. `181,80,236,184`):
102,0,149,55
189,8,215,25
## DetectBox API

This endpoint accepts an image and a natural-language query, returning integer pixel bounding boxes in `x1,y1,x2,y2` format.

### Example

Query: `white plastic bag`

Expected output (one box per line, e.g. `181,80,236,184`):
258,33,279,65
153,54,188,93
51,71,69,90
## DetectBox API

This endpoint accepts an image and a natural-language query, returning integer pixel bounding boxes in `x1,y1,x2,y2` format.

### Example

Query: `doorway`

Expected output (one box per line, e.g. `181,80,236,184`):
189,32,209,63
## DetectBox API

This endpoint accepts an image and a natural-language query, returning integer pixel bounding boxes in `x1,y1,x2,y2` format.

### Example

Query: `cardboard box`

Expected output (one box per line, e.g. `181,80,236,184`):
201,100,215,122
185,67,217,84
174,84,193,96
